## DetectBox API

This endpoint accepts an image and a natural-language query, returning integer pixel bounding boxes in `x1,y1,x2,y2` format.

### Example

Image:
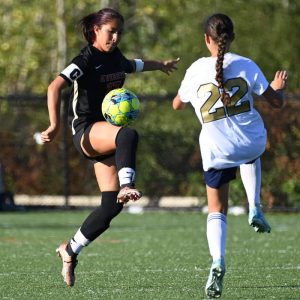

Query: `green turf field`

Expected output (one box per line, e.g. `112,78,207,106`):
0,210,299,299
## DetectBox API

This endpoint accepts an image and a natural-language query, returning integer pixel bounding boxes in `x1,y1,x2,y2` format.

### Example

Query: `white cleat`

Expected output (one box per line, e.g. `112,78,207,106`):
56,243,78,287
117,186,142,203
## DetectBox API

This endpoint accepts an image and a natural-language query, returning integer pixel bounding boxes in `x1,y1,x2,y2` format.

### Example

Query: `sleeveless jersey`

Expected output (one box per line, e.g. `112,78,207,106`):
60,44,134,134
178,53,269,171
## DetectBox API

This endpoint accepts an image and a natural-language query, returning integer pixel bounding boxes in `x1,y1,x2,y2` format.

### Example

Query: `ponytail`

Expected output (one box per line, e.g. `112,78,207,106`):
80,8,124,44
216,34,231,106
204,13,235,106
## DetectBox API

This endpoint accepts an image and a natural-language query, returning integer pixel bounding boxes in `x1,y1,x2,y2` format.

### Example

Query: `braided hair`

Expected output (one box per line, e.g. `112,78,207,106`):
204,14,235,106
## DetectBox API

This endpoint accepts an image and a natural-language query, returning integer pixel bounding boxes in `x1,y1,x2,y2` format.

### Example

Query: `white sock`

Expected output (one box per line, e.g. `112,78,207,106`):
70,229,91,254
240,159,261,208
206,212,227,261
118,167,135,186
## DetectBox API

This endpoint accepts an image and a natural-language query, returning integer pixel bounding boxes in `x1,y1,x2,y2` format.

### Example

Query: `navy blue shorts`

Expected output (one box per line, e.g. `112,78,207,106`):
204,167,237,189
73,127,115,164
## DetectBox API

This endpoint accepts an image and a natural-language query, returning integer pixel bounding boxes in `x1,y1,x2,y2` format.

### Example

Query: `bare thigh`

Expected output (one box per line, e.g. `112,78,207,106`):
81,121,121,157
206,183,229,215
94,155,119,192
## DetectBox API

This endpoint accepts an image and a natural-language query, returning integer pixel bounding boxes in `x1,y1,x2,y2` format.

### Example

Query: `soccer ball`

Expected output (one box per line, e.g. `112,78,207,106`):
102,88,140,126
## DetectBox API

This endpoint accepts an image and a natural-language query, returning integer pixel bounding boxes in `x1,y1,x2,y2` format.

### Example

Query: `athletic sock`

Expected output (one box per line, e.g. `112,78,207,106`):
79,191,123,240
207,212,227,261
240,158,261,208
115,127,138,187
68,229,91,255
118,167,136,187
68,192,122,255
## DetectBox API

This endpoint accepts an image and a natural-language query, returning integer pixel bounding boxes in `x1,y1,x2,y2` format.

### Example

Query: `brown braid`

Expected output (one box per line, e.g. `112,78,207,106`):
204,14,235,106
216,34,231,106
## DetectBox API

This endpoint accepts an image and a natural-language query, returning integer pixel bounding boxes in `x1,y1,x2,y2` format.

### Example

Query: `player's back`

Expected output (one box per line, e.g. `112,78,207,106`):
182,53,269,170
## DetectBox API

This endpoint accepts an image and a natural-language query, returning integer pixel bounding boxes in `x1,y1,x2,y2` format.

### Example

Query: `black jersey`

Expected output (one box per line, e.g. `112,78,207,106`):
60,44,134,134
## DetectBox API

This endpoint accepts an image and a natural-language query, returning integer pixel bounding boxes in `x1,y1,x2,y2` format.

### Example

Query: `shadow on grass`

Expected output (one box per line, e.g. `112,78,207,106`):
235,285,300,289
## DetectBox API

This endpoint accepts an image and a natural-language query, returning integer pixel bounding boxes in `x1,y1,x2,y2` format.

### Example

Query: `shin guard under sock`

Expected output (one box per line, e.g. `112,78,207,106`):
207,212,227,261
80,191,123,242
240,158,261,208
115,127,138,187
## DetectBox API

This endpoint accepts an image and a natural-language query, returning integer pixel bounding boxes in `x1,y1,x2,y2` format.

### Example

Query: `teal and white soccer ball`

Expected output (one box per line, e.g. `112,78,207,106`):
102,88,140,126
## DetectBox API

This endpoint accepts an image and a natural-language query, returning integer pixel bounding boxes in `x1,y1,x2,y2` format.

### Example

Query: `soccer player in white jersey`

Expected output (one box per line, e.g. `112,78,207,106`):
172,13,287,298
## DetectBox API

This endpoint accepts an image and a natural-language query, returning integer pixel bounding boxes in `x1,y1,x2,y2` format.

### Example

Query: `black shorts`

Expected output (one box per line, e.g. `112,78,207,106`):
203,158,260,188
204,167,237,189
72,127,115,164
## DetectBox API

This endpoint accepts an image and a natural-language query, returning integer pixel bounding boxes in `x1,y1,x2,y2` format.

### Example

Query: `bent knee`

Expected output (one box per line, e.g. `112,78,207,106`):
116,127,139,146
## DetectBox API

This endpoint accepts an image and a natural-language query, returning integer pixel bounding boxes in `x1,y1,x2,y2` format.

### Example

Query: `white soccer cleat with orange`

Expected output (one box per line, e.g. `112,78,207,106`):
117,186,142,203
56,243,78,287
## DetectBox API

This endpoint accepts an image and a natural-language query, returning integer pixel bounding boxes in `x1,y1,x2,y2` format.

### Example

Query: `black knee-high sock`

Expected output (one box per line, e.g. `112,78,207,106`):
115,127,139,171
80,191,123,242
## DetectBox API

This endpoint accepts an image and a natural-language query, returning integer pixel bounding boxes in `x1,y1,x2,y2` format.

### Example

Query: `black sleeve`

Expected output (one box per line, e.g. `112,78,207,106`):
59,52,90,85
116,48,134,73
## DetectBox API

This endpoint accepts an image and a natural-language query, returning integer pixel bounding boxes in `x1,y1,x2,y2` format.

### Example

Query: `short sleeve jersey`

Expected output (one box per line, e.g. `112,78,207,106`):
178,53,269,171
60,44,134,134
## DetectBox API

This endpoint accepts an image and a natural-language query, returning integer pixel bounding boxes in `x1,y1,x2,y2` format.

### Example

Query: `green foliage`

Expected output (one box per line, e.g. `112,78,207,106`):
0,1,299,206
0,97,299,207
255,101,300,207
1,0,300,94
133,100,203,198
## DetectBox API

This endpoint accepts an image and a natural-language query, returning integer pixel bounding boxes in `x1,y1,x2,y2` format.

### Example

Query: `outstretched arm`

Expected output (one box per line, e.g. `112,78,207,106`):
144,58,180,75
131,58,180,75
262,70,288,109
41,76,68,143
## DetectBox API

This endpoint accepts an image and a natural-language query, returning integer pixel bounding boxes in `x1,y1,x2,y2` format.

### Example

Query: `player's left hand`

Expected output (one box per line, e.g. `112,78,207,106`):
271,70,288,91
161,57,180,75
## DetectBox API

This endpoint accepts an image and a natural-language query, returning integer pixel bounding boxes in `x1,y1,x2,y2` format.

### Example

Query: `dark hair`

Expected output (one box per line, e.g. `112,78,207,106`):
80,8,124,44
204,14,235,106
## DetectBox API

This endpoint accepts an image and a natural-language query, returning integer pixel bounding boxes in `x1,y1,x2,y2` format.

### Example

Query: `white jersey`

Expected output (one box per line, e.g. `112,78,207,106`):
178,53,269,171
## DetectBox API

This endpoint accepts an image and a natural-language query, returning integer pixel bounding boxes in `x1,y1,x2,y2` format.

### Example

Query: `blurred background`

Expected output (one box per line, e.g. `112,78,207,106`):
0,0,299,210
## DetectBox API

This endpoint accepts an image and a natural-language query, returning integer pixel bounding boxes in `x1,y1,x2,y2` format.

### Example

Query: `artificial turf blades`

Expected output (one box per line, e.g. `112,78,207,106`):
1,210,299,299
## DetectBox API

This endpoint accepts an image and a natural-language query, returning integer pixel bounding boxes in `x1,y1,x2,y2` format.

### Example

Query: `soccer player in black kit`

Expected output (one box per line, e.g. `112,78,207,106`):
41,7,179,287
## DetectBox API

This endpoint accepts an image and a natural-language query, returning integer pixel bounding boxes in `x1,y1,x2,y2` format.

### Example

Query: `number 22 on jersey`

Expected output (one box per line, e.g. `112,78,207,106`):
198,77,250,123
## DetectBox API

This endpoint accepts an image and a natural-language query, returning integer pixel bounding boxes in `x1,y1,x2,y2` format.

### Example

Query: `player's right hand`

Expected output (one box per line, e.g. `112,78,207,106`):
41,125,59,143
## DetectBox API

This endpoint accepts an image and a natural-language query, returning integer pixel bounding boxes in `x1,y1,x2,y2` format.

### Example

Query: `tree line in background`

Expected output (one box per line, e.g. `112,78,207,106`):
0,0,299,208
1,0,300,94
1,95,299,208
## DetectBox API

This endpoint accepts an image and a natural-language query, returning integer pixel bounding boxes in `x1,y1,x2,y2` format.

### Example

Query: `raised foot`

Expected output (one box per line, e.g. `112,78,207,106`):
117,186,142,203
